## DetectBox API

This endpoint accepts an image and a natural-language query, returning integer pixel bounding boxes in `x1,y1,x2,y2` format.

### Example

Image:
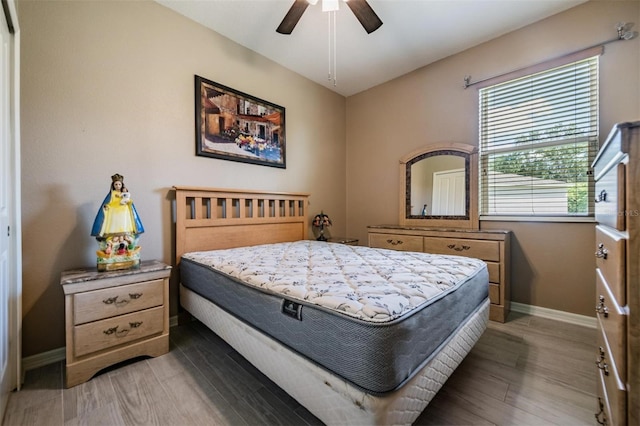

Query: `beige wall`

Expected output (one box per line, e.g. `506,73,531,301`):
346,0,640,316
19,0,346,357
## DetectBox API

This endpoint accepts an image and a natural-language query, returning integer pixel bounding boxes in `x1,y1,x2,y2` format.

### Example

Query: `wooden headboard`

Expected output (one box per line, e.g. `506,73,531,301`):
173,186,310,264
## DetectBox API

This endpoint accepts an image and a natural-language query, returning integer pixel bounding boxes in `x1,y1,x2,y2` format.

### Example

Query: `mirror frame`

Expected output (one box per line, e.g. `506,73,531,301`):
399,142,479,229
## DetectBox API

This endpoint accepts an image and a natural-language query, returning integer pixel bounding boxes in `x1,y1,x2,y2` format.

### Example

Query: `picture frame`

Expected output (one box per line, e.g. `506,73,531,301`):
195,75,286,168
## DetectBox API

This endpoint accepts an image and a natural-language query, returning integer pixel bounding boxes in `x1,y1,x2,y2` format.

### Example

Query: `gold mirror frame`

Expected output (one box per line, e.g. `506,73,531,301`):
399,143,479,229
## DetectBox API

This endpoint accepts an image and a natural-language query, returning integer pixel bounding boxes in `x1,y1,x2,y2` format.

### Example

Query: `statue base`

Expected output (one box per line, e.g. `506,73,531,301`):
97,257,140,272
96,234,141,272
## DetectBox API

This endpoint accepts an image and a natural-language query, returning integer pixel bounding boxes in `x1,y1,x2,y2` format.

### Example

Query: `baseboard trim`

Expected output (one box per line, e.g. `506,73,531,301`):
511,302,597,329
22,347,66,372
22,315,181,373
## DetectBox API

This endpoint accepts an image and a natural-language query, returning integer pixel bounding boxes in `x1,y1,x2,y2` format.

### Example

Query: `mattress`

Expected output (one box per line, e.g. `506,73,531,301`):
180,240,488,395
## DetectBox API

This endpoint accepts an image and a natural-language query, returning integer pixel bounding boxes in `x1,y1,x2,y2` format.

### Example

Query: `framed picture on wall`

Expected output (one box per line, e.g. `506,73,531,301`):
195,75,286,168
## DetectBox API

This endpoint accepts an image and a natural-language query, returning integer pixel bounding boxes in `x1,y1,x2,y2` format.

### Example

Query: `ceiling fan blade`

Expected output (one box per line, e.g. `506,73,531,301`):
345,0,383,34
276,0,310,34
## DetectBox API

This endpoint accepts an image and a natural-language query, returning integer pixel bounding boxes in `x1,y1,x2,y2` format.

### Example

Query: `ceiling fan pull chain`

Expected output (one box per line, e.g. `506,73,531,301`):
333,10,337,86
328,11,331,82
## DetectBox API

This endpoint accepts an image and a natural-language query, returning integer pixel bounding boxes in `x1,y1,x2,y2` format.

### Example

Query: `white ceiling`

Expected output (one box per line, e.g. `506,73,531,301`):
156,0,588,97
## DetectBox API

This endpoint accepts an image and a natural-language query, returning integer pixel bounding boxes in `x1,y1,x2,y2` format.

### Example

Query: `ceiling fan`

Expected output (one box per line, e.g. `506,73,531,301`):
276,0,383,35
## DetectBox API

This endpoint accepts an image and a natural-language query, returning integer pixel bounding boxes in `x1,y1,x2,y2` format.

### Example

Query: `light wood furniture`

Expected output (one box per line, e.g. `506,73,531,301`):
173,186,310,263
368,225,511,322
60,260,171,388
172,186,491,425
399,142,479,229
592,121,640,426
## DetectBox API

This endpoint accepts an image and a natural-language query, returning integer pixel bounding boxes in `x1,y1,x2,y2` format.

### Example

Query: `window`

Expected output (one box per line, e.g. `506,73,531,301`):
479,55,599,218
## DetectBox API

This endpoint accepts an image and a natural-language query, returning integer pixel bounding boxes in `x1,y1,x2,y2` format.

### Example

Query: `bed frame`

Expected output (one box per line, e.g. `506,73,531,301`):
173,186,489,425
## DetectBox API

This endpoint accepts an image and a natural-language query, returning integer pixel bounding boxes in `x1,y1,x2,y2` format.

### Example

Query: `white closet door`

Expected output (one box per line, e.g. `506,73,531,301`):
0,0,21,418
432,168,465,215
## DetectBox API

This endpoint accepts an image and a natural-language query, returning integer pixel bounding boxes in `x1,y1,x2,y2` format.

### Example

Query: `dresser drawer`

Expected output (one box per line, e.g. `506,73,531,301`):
73,279,165,325
595,163,626,231
596,375,612,426
595,226,626,305
596,327,627,426
368,233,423,252
423,237,500,262
489,283,500,305
596,268,627,379
486,262,500,283
73,306,164,358
593,127,623,179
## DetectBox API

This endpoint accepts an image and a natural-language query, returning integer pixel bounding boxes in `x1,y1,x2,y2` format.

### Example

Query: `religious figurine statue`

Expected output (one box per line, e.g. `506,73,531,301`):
312,211,332,241
91,173,145,271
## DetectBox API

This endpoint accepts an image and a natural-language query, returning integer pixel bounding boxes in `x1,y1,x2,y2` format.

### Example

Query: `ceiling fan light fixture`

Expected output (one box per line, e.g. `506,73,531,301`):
306,0,319,5
322,0,339,12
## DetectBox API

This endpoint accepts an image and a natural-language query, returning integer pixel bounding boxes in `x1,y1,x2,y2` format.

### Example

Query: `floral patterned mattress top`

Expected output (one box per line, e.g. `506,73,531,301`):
182,240,487,323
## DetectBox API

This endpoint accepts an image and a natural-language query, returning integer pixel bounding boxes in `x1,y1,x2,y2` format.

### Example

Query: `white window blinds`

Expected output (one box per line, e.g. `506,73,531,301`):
479,56,599,217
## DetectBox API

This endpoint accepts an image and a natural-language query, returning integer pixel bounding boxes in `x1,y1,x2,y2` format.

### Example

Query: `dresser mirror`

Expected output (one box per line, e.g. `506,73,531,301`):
399,143,479,229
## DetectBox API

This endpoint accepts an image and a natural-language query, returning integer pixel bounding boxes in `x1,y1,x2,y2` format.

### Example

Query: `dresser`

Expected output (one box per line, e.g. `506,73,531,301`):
368,225,511,322
60,260,171,388
592,121,640,426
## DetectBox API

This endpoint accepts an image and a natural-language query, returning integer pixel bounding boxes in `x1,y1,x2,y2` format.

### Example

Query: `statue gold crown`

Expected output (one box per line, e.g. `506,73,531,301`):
111,173,124,183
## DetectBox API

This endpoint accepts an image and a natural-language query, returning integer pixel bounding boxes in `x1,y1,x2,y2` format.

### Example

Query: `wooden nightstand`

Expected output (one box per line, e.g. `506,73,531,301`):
60,260,171,388
327,237,359,246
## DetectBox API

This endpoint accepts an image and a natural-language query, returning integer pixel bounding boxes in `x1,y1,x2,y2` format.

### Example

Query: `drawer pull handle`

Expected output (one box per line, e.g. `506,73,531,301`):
103,296,129,306
447,244,470,252
595,295,609,318
103,323,141,337
595,346,609,375
595,397,607,425
103,293,142,306
103,326,118,335
595,243,608,259
386,239,403,246
595,189,607,203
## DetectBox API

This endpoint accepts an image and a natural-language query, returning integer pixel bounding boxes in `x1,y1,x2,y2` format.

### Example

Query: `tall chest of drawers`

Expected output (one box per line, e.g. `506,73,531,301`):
592,121,640,425
368,226,511,322
60,260,171,388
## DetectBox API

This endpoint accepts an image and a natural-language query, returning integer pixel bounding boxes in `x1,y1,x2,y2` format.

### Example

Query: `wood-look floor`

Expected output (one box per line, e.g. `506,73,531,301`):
2,312,597,425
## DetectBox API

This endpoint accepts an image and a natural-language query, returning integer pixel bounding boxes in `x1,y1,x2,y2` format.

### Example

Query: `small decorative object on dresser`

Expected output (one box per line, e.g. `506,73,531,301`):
91,173,145,271
592,121,640,426
60,260,171,388
311,211,332,241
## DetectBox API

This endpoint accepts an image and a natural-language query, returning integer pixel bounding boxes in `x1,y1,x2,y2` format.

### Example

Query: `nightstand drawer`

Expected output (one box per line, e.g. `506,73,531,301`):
423,237,500,262
73,279,164,325
368,233,423,252
73,306,164,357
